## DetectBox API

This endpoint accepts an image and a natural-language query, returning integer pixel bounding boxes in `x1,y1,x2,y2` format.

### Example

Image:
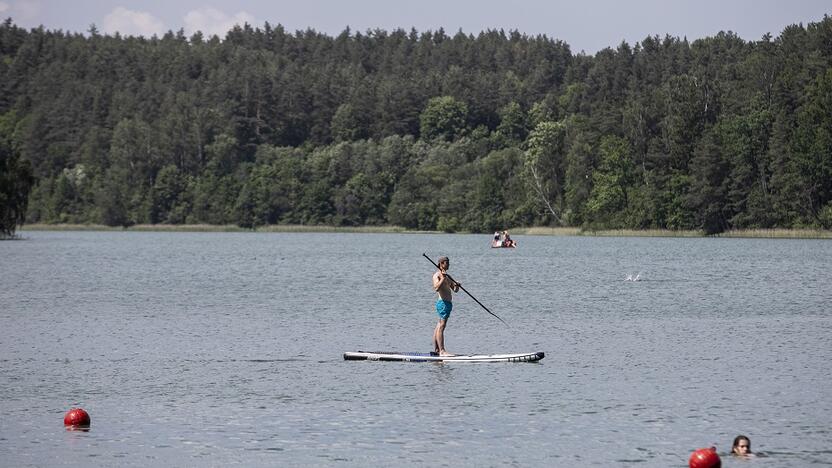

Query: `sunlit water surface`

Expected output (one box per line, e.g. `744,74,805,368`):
1,231,830,466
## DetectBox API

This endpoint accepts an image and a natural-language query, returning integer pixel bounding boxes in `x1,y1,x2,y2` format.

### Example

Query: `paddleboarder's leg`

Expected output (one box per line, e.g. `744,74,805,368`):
436,318,450,355
434,299,452,355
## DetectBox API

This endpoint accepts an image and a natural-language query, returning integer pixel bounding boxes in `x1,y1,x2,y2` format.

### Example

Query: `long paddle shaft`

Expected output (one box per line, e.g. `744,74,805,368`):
423,253,510,327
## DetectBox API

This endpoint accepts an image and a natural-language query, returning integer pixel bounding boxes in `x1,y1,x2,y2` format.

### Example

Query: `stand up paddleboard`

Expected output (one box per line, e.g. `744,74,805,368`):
343,351,544,363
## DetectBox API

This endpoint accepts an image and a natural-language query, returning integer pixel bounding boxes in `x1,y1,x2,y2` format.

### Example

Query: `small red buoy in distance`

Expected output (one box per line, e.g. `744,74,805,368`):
63,408,91,427
689,446,720,468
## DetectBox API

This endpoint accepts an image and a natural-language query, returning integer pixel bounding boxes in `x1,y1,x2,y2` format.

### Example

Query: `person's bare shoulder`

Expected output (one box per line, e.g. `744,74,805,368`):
432,271,443,287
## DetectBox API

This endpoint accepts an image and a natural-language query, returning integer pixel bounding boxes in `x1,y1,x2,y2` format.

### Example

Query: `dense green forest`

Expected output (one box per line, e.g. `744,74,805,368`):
0,133,34,237
1,16,831,234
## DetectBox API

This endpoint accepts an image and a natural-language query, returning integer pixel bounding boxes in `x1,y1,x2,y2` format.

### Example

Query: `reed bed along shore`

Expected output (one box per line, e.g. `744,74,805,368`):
515,227,702,237
518,227,832,238
18,224,832,239
713,228,832,239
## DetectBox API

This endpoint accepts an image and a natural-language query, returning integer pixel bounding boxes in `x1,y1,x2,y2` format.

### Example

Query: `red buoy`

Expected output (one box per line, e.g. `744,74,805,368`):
63,408,91,427
689,447,721,468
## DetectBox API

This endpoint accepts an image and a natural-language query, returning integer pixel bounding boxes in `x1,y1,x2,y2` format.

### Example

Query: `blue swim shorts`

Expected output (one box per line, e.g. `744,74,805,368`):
435,299,453,320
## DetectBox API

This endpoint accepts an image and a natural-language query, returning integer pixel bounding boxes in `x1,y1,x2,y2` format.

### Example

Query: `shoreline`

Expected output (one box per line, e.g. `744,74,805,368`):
17,223,428,234
16,224,832,239
516,227,832,239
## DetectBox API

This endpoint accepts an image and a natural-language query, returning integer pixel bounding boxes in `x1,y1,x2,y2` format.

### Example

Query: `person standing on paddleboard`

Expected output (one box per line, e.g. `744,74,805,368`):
432,256,460,356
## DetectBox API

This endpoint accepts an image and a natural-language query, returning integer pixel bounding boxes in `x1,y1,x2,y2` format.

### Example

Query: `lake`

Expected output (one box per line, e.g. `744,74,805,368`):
1,231,830,467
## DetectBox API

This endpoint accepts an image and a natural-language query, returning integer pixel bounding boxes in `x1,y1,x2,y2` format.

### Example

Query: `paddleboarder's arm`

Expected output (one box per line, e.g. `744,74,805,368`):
433,271,445,291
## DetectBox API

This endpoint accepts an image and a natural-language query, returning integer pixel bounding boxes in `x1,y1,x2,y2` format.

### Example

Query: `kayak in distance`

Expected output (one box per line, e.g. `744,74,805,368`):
343,351,544,363
490,231,517,248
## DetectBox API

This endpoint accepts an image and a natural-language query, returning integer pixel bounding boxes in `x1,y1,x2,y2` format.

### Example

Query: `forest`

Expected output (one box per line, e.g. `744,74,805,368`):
1,15,831,234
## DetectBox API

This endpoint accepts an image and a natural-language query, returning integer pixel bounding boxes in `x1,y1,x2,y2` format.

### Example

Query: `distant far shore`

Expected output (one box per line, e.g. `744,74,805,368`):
18,223,424,234
517,227,832,239
16,224,832,239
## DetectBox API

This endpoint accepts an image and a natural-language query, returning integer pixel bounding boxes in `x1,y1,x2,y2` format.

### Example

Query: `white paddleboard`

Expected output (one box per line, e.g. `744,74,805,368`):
343,351,544,363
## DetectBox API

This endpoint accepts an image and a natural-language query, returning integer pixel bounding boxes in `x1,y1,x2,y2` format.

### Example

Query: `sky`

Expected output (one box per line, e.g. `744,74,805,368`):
0,0,829,54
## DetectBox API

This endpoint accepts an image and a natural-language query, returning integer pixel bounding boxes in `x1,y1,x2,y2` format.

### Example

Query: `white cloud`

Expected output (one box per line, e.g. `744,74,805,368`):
102,6,165,37
0,2,9,14
184,7,255,38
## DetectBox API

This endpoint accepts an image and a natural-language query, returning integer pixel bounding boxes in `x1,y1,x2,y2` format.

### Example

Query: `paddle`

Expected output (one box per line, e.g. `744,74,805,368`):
423,253,510,327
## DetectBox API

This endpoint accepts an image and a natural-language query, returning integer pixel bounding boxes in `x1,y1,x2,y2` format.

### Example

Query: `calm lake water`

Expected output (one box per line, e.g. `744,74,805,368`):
1,231,830,467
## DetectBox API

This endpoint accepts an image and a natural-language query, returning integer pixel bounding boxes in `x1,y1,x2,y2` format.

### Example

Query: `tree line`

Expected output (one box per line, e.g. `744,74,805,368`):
1,16,831,235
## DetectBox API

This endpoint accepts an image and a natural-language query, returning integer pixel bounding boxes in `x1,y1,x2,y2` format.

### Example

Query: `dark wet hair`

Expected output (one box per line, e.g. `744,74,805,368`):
438,256,449,264
732,435,751,453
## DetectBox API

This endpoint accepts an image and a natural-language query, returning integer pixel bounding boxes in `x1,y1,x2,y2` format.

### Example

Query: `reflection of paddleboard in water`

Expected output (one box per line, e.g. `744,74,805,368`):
343,351,544,363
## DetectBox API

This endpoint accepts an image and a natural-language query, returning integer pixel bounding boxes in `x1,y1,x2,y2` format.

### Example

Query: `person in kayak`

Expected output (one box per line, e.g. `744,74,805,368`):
432,256,460,356
492,231,502,248
502,230,515,247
